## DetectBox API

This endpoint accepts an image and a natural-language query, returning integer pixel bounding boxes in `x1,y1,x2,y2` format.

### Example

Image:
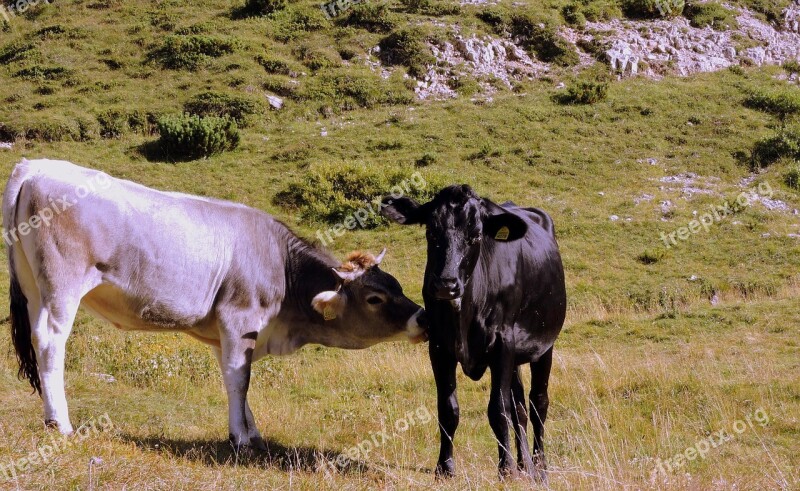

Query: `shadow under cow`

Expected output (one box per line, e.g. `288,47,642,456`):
117,434,370,474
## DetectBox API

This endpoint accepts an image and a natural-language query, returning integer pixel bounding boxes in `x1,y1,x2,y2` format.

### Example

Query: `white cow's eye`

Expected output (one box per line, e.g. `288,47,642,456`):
366,295,385,305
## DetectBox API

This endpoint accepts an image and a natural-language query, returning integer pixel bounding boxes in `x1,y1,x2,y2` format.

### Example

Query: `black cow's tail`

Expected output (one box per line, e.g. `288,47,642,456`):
4,159,41,394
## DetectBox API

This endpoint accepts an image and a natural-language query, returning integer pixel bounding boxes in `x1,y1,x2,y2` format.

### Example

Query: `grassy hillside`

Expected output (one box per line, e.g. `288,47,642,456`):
0,0,799,489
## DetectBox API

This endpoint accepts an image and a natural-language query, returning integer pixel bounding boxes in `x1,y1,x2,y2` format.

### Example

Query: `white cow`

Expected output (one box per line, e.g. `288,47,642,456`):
3,159,427,449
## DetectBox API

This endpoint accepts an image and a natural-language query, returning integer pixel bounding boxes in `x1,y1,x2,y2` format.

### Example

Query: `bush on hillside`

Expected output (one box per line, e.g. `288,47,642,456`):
378,28,436,78
481,10,579,66
299,70,414,109
747,0,790,25
751,131,800,169
150,35,239,70
156,114,240,160
342,4,397,32
562,0,622,25
271,7,328,42
184,91,261,126
273,164,444,228
744,88,800,127
621,0,684,18
96,110,127,138
683,2,737,29
556,79,609,104
785,164,800,190
399,0,461,15
242,0,286,16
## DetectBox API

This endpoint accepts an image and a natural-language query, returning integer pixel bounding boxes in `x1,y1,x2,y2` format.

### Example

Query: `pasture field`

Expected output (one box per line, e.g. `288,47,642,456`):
0,0,799,489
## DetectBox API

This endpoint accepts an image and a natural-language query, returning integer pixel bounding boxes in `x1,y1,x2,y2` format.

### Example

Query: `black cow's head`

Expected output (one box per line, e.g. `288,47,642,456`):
381,185,528,300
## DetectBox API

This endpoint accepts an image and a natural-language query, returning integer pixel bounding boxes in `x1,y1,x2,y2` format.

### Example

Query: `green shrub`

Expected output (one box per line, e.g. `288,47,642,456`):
415,153,437,167
150,35,239,70
156,114,240,160
294,43,341,71
242,0,286,16
13,65,72,81
299,69,413,109
31,24,86,40
510,14,580,66
621,0,684,18
448,74,481,97
183,91,261,126
751,131,800,169
96,110,128,138
256,55,300,76
400,0,461,15
782,60,800,74
744,88,800,128
273,163,442,227
23,119,81,142
562,4,587,26
582,0,623,20
271,7,328,42
0,40,37,64
746,0,790,25
785,164,800,190
562,0,621,25
342,4,397,32
378,27,436,78
683,2,737,29
557,79,609,104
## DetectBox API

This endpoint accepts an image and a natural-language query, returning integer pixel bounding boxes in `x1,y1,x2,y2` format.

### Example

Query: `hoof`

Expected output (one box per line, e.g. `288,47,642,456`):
44,419,73,435
434,458,455,479
249,436,268,452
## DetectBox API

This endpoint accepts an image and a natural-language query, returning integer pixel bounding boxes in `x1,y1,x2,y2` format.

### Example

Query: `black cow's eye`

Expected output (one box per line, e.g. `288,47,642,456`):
469,235,482,245
367,295,385,305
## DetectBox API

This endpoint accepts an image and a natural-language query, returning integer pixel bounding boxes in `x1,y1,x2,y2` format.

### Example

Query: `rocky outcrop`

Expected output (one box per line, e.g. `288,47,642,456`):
573,4,800,78
414,33,549,99
366,1,800,98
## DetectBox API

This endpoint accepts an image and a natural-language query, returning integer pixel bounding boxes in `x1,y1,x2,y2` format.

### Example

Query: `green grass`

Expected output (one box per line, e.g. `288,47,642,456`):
0,0,799,489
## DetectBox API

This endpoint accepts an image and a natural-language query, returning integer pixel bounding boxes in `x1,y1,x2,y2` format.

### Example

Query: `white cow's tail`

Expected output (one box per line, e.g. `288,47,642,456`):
3,159,41,394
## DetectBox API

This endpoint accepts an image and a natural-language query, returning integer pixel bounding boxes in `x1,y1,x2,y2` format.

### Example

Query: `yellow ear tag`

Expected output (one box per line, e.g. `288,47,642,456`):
323,306,337,321
495,226,510,241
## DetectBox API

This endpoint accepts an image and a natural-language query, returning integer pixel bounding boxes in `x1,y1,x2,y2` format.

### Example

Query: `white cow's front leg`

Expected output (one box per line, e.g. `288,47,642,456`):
212,344,265,450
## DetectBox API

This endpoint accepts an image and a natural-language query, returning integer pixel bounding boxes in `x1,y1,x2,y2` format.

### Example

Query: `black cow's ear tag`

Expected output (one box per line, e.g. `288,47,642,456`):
495,226,510,241
323,306,337,321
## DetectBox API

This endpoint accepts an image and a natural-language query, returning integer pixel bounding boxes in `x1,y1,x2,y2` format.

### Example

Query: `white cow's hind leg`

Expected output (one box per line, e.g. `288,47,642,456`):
30,295,80,434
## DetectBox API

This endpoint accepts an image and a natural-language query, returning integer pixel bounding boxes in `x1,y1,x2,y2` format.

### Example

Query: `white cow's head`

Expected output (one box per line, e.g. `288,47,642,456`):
311,249,428,348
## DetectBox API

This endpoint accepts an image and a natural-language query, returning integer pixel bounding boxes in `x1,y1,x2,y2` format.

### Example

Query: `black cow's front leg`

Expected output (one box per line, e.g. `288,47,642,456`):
430,342,459,478
529,347,554,482
488,346,516,478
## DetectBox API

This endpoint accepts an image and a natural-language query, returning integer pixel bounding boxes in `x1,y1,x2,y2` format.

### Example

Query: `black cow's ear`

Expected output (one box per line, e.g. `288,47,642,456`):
381,196,424,225
482,199,528,241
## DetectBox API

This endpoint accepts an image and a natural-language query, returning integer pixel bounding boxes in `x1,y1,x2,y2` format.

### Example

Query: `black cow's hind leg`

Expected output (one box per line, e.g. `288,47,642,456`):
511,368,535,475
529,347,554,482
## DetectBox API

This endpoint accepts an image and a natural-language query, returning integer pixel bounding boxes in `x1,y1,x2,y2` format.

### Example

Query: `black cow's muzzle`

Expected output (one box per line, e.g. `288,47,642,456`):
434,277,463,300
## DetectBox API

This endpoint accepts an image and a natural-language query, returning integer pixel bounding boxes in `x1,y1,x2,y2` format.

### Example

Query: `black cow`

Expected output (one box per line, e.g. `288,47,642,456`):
382,184,566,480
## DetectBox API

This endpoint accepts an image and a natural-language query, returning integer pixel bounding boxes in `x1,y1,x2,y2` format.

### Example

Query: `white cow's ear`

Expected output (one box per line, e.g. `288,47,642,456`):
312,291,346,321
